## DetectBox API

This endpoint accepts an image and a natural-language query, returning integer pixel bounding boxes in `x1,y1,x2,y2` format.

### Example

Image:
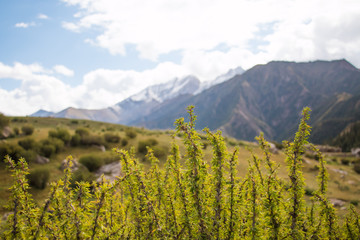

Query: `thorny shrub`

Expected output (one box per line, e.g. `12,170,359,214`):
1,106,360,239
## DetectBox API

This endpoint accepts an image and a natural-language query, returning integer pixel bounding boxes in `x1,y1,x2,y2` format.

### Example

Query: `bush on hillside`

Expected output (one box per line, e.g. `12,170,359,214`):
21,125,34,135
354,162,360,174
152,145,168,159
69,166,94,188
21,149,37,163
79,155,104,172
138,138,158,154
104,133,120,143
49,128,71,144
27,167,50,189
75,127,90,137
102,152,120,165
0,113,9,130
13,127,20,136
39,144,56,158
0,143,26,162
341,158,350,165
121,138,128,147
70,134,81,147
18,137,37,151
39,138,64,157
125,128,137,139
80,134,104,146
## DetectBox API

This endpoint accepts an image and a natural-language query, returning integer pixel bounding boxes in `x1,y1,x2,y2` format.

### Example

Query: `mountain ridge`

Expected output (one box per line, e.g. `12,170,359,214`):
133,59,360,143
31,59,360,144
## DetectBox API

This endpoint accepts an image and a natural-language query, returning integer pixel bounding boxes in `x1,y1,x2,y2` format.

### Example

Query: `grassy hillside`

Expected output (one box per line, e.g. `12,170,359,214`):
0,114,360,218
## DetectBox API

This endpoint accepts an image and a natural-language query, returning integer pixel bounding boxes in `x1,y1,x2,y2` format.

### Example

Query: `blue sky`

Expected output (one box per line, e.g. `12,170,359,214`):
1,0,360,115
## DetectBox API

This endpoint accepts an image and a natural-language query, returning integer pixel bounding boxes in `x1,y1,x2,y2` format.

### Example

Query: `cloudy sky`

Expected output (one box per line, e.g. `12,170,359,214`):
1,0,360,116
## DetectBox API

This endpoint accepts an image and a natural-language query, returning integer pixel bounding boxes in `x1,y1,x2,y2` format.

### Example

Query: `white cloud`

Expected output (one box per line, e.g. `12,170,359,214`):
37,14,49,20
14,22,35,28
0,61,190,115
62,21,81,32
53,65,74,77
60,0,360,68
0,62,74,115
2,0,360,116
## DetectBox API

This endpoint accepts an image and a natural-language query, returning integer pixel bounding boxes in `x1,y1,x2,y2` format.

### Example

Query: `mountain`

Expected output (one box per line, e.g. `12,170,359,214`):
30,109,54,117
133,59,360,143
110,75,201,124
111,69,245,124
53,107,120,123
195,66,244,94
31,69,244,125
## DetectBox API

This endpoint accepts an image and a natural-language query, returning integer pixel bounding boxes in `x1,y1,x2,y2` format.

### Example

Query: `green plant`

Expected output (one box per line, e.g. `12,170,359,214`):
121,138,128,146
341,158,350,165
104,132,120,143
354,162,360,174
70,134,81,146
39,144,56,158
138,138,158,154
48,128,71,144
21,124,34,135
0,113,9,130
2,107,360,239
69,166,94,188
18,137,37,150
79,155,104,172
27,167,50,189
80,134,104,146
0,143,26,162
75,127,90,137
125,128,137,139
40,138,64,157
13,127,19,136
152,145,168,159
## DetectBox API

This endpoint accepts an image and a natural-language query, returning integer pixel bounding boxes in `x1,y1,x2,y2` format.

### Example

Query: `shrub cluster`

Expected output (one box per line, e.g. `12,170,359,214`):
48,128,71,145
27,167,50,189
2,107,360,239
125,128,137,139
354,162,360,174
138,138,158,154
0,113,9,130
71,128,104,147
69,166,94,188
79,155,104,172
0,143,36,163
104,132,120,143
18,137,37,150
39,138,64,158
21,124,34,135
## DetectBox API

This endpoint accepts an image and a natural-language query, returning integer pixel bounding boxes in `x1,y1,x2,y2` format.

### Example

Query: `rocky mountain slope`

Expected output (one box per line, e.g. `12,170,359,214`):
134,60,360,143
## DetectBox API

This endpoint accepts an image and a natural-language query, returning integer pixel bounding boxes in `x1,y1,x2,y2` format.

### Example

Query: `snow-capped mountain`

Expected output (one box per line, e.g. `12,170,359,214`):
128,75,200,103
111,75,201,124
31,66,244,125
196,66,245,94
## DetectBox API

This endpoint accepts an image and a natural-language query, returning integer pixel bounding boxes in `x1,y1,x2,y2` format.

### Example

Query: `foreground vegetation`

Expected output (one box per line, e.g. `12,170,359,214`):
1,107,360,239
